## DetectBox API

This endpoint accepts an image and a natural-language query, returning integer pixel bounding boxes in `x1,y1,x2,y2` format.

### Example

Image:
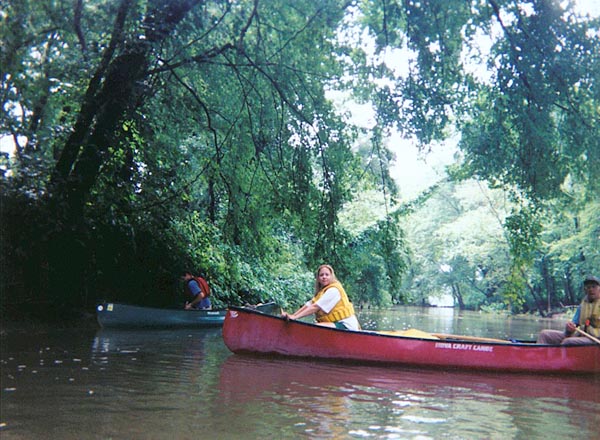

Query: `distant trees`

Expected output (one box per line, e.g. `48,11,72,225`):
400,178,599,314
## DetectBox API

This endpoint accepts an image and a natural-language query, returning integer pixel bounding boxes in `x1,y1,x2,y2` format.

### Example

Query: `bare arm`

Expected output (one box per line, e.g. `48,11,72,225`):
185,294,203,309
184,280,204,310
282,302,322,320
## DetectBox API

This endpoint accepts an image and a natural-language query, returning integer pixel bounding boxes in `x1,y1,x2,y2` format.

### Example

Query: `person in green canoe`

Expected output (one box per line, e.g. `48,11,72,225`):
537,275,600,345
281,264,360,330
182,271,212,310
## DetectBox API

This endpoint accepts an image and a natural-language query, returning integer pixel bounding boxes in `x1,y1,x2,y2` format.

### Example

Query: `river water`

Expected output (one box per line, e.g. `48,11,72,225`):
1,307,599,439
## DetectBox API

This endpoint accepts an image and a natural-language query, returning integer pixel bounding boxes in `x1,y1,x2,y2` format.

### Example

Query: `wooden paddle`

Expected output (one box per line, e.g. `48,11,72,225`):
573,327,600,345
377,329,512,344
432,333,512,344
376,329,440,340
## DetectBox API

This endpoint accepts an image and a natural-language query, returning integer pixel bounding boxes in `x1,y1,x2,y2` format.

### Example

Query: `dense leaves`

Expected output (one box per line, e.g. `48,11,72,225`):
1,0,599,319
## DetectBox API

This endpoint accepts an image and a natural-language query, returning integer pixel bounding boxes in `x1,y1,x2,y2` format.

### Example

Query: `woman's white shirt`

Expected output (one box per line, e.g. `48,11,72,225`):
305,286,360,331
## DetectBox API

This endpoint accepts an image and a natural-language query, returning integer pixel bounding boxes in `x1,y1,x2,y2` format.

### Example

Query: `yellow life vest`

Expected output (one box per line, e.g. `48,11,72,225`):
578,298,600,337
312,281,356,323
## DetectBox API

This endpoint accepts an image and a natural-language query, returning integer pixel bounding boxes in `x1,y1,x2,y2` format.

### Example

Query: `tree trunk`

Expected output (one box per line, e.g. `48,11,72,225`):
452,283,465,309
46,0,202,309
540,256,556,312
527,282,546,316
563,267,577,305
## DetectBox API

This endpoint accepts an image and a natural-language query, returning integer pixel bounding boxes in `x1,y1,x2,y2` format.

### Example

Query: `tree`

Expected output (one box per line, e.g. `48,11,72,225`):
1,0,404,312
2,0,599,317
358,0,600,308
402,180,513,310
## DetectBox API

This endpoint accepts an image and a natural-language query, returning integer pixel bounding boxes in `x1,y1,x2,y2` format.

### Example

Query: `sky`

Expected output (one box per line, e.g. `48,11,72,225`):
389,133,457,199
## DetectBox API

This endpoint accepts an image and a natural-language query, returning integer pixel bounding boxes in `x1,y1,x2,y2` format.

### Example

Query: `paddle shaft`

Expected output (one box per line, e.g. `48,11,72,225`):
432,333,511,344
574,327,600,345
378,330,511,344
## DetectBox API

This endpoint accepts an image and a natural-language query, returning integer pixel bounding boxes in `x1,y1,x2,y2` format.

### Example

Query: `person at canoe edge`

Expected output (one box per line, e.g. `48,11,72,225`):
280,264,361,331
537,275,600,345
182,271,212,310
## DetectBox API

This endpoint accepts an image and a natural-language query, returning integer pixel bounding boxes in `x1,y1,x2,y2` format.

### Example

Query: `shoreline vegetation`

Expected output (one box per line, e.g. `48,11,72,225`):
2,1,598,330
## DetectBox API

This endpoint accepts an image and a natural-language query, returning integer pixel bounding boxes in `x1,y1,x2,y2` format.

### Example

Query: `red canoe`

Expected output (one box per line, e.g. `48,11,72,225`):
223,306,600,374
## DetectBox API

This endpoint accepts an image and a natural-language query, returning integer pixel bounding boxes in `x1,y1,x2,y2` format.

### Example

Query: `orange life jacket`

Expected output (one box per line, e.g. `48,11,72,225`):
312,281,355,323
185,276,211,298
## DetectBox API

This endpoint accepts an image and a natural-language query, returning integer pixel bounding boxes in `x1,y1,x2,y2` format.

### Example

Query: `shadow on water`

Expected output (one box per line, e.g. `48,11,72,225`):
90,327,223,357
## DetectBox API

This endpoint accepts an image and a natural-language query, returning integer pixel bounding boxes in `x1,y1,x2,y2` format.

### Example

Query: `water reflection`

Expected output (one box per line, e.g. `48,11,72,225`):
90,328,227,401
219,354,598,403
218,354,599,438
91,328,220,362
1,309,598,440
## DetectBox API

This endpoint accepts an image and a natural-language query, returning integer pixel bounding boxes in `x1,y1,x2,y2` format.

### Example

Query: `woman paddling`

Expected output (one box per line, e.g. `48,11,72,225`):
281,264,360,330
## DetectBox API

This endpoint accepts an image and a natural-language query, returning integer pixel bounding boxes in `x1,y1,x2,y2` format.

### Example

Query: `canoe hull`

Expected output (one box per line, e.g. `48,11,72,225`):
97,303,226,328
223,306,600,374
97,302,278,329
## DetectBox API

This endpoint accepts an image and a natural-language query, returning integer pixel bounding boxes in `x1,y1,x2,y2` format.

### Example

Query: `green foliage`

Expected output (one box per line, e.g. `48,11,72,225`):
401,180,513,310
457,0,600,201
504,204,542,264
342,216,407,307
536,196,600,307
2,0,387,316
2,0,599,320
